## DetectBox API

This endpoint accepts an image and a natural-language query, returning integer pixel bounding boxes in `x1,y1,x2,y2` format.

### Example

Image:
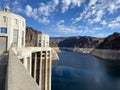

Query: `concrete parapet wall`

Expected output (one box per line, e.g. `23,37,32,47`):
91,49,120,60
6,49,40,90
51,47,59,61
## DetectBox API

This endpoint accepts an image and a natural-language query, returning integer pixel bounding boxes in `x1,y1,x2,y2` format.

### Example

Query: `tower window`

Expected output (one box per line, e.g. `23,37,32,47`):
0,28,7,33
13,29,18,47
15,19,18,25
3,16,7,23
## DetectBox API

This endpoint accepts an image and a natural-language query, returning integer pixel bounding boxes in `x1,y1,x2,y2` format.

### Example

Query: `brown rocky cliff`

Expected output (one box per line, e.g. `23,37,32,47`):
25,27,41,47
97,32,120,49
58,36,103,48
49,40,58,47
25,27,58,47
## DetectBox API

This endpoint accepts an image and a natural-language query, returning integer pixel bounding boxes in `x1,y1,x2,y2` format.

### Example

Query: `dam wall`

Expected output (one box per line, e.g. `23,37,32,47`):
91,49,120,60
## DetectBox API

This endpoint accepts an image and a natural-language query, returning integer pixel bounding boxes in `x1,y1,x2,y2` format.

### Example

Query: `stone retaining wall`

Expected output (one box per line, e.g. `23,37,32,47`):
91,49,120,60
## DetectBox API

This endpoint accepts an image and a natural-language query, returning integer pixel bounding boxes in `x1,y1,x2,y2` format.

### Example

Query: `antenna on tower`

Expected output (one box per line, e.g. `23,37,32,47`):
3,6,10,12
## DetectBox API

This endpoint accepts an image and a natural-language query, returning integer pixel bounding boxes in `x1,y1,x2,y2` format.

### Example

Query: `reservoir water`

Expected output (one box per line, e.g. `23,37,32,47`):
52,50,120,90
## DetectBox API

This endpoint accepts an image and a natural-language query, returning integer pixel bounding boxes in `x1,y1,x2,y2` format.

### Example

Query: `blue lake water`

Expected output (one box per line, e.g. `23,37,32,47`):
52,50,120,90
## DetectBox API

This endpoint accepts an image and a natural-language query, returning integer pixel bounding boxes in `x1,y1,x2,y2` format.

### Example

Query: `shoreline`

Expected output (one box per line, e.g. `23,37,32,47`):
59,47,94,53
59,47,120,60
91,49,120,60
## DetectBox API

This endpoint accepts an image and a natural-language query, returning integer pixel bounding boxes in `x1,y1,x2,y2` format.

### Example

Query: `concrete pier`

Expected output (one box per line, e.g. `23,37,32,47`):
31,51,51,90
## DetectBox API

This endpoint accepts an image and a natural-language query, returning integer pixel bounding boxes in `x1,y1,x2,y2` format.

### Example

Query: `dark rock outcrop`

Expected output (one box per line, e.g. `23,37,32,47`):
25,27,41,47
50,37,67,44
97,32,120,50
49,40,58,47
58,36,103,48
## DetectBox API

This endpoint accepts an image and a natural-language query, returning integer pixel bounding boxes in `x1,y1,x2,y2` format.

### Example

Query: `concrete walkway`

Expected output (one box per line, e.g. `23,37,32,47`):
0,54,8,90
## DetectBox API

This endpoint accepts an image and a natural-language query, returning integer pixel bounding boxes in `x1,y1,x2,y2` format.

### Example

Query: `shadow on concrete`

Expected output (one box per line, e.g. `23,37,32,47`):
0,54,8,90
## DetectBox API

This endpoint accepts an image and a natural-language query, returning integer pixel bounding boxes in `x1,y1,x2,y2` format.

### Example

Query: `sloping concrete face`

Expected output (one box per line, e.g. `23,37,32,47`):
6,49,40,90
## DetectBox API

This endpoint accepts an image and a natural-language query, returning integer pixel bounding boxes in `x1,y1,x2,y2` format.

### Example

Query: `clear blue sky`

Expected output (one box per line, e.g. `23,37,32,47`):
0,0,120,37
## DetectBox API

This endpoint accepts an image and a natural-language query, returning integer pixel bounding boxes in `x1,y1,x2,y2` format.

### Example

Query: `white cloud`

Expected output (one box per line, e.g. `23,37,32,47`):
107,15,120,29
11,0,23,13
107,4,116,13
32,9,38,19
53,0,59,6
38,3,52,16
25,5,32,17
73,6,88,23
101,20,107,25
96,33,110,38
71,0,82,7
62,0,71,13
114,16,120,22
107,0,120,14
82,27,103,34
38,17,50,24
38,0,59,16
25,5,38,19
93,10,104,22
48,24,83,36
24,0,59,24
49,20,83,36
73,0,97,23
57,25,82,34
88,0,97,7
57,20,64,25
1,0,27,13
73,0,120,24
94,27,103,31
108,23,120,29
86,11,104,25
61,0,84,13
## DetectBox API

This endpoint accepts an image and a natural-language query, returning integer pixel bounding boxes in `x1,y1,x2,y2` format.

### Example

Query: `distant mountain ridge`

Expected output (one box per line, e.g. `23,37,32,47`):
97,32,120,50
51,32,120,50
52,36,104,48
50,37,68,44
